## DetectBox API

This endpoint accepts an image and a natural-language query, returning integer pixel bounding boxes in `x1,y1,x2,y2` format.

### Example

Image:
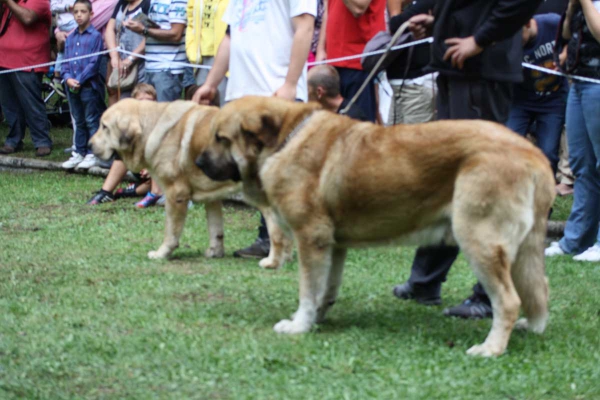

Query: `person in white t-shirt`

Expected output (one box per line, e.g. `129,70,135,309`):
192,0,315,259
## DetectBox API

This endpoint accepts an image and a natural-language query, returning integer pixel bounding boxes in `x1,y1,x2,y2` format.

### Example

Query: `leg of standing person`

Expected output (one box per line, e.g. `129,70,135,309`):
0,72,26,152
555,83,600,256
394,75,513,319
0,71,52,154
147,71,184,102
532,110,564,176
506,106,533,137
556,126,575,195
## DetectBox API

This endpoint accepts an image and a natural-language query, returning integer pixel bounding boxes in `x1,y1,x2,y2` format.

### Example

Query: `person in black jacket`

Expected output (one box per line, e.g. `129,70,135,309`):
392,0,544,319
386,0,437,125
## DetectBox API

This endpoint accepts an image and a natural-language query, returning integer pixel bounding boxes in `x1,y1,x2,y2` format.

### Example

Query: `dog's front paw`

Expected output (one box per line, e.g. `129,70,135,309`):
148,249,170,259
466,342,504,357
259,256,281,269
273,319,311,334
204,247,225,258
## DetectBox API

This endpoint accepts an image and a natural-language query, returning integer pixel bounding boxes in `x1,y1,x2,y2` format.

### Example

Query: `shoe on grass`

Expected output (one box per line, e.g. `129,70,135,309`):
233,238,270,259
62,152,84,169
35,146,52,157
443,294,492,319
392,281,441,306
115,183,144,199
0,143,23,155
76,154,98,170
87,190,115,205
545,241,565,257
573,243,600,262
135,192,160,208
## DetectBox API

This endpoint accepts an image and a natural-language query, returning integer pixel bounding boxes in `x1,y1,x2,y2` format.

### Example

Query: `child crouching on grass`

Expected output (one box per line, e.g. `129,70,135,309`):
87,83,164,207
61,0,106,170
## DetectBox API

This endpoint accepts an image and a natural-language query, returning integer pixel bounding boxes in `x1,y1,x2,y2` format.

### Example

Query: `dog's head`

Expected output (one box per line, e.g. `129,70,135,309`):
90,99,149,172
195,96,319,183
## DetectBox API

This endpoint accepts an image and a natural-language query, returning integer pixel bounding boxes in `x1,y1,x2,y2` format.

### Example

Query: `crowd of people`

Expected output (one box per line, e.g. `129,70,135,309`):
1,0,600,317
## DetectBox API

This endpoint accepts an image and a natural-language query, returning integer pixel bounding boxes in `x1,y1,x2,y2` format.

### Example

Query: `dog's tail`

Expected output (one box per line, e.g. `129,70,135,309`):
511,161,555,334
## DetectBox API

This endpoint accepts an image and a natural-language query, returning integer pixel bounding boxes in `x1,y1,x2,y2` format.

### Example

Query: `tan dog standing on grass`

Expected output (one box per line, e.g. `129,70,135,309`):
195,96,556,357
90,98,291,268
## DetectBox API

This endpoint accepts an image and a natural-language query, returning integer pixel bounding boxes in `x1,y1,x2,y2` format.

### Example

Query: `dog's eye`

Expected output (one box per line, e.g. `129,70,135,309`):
101,123,107,130
215,134,230,146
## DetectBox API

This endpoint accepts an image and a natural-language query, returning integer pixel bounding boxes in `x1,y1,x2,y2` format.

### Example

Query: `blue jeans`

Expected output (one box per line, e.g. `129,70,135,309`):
66,85,105,156
559,82,600,254
506,106,565,174
146,71,183,102
0,70,52,149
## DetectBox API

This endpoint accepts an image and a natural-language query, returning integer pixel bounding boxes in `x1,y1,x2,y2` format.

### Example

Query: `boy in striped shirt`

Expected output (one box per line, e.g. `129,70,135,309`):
124,0,187,102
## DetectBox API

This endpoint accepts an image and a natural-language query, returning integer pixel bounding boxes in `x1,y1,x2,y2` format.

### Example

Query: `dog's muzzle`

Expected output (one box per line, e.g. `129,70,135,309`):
195,152,241,182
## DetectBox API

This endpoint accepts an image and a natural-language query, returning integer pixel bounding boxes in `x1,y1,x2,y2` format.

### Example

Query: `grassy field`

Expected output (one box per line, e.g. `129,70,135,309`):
0,123,74,163
0,167,599,400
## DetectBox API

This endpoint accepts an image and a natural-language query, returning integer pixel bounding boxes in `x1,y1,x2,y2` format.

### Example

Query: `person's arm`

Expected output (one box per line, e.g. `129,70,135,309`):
0,0,41,25
76,34,104,85
315,0,327,61
389,0,435,33
105,19,119,68
192,33,231,104
274,13,315,100
444,0,543,70
580,0,600,43
61,38,74,81
120,38,146,74
472,0,544,48
342,0,371,17
51,0,71,15
123,20,186,42
387,0,402,17
562,0,577,39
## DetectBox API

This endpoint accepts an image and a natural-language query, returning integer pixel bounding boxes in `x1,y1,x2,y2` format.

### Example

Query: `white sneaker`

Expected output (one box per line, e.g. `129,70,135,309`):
76,154,98,170
62,152,84,169
545,241,565,257
573,244,600,262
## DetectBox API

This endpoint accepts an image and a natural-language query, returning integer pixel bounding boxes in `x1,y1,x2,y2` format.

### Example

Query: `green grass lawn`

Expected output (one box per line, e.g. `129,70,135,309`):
0,122,74,163
0,170,598,400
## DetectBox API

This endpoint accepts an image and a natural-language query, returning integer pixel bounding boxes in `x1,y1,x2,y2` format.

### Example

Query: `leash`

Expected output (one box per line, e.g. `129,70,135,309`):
340,20,412,116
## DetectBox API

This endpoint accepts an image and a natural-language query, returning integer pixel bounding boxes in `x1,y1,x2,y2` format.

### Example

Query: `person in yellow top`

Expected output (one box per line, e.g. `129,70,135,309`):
186,0,229,106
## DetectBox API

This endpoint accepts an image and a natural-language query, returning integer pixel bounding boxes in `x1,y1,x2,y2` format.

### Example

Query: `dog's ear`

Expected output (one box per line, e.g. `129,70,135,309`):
257,114,281,148
118,117,142,149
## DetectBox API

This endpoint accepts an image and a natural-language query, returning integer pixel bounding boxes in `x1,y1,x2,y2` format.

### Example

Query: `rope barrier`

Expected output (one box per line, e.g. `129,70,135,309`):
1,41,600,86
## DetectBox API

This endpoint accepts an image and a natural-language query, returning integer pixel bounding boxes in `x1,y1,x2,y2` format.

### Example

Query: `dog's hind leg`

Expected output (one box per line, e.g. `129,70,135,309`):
148,189,190,259
512,176,553,334
274,232,334,334
204,201,225,258
316,247,347,323
512,216,549,334
259,207,293,269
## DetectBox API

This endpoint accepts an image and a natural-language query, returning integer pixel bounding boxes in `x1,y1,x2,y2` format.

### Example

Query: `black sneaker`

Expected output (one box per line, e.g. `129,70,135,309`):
443,294,493,319
392,281,441,306
87,190,115,205
233,238,270,259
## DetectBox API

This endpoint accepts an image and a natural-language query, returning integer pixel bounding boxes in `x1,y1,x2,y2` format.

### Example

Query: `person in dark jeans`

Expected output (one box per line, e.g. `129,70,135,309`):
0,0,53,156
392,0,543,319
506,13,568,175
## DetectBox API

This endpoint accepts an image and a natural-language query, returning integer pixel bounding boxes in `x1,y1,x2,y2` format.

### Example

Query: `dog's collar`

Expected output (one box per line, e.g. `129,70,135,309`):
275,113,314,153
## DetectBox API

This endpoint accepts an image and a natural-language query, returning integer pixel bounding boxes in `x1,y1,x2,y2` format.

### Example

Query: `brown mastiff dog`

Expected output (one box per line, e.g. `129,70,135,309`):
195,96,555,357
90,98,290,267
